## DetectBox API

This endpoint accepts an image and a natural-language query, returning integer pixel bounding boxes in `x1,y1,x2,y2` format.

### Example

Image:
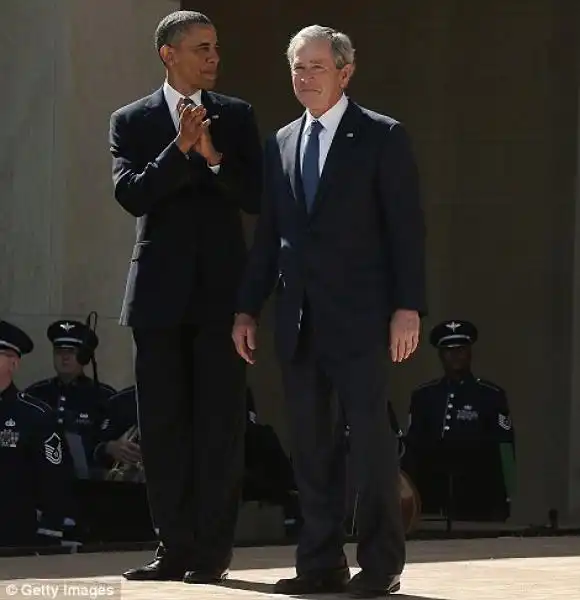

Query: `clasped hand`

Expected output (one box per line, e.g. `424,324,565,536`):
176,100,221,165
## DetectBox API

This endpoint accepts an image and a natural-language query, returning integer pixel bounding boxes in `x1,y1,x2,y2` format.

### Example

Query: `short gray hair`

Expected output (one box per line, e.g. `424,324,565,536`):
287,25,355,69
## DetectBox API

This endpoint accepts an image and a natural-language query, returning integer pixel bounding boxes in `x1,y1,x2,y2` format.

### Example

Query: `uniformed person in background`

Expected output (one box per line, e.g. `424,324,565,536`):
94,384,142,479
26,319,116,478
84,385,153,543
243,387,301,534
0,320,71,547
402,320,516,522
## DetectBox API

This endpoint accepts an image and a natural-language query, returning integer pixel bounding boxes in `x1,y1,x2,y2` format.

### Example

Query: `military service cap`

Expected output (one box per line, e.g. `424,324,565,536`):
47,320,98,351
0,320,34,356
430,320,478,348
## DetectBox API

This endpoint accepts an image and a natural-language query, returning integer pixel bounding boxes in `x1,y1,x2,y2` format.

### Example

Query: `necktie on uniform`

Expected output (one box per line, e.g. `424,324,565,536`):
302,120,323,212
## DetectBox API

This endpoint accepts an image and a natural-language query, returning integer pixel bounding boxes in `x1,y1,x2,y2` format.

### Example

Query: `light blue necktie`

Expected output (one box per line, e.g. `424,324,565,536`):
302,120,323,212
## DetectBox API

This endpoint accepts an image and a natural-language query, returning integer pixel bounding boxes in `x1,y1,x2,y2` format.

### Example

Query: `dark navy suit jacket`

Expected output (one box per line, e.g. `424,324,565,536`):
109,87,263,327
237,99,427,361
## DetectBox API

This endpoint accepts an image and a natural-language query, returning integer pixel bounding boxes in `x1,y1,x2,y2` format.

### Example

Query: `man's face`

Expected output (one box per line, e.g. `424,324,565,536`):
0,350,18,382
161,24,220,90
439,345,472,373
53,347,82,377
291,38,353,115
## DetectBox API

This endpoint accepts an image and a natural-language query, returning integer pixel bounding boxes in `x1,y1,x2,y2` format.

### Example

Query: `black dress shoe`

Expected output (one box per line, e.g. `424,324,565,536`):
346,572,401,597
274,568,350,595
122,558,185,581
183,568,229,584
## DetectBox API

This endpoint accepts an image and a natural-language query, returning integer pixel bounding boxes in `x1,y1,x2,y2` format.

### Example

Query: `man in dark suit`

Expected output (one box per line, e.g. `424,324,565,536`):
109,10,262,583
233,25,426,598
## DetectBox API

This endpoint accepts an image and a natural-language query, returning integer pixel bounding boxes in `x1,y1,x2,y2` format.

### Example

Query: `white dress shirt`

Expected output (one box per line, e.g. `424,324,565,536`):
163,80,220,173
300,93,349,175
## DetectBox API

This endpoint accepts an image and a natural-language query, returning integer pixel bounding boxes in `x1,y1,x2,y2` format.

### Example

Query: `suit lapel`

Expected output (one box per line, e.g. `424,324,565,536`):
200,90,222,121
144,87,178,147
280,116,307,215
309,101,363,218
201,90,225,149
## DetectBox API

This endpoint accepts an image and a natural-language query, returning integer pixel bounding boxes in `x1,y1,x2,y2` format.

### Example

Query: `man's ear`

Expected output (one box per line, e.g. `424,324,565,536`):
340,63,355,89
159,45,172,67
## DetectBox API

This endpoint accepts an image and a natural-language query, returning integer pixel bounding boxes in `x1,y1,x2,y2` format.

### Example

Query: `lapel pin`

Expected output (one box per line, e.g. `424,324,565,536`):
346,132,354,138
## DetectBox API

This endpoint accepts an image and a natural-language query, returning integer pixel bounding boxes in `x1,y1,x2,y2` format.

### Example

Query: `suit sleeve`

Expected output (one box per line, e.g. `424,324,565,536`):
236,136,280,317
379,123,427,316
211,103,263,215
109,109,194,217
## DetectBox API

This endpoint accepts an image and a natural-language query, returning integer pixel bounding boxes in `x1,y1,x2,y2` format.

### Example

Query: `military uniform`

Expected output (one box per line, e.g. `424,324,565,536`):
243,388,297,504
0,321,69,547
94,384,141,473
25,320,116,476
70,385,154,543
403,320,516,521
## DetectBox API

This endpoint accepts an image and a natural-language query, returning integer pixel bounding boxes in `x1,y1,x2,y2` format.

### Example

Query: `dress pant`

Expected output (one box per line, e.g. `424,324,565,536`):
280,304,405,580
132,322,246,570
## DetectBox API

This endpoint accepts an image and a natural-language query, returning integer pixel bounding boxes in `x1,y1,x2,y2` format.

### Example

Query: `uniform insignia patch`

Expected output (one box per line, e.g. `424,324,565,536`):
44,432,63,465
457,408,479,421
0,429,19,447
498,414,512,431
5,418,15,427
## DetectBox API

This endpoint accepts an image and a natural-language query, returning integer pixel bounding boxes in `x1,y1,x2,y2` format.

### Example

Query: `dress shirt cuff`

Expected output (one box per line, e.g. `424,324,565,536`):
208,163,221,174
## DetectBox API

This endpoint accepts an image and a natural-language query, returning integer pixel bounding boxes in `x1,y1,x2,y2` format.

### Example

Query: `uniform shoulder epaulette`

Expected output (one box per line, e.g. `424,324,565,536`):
109,385,136,400
475,378,505,393
412,378,442,392
17,392,51,413
25,378,53,391
99,383,117,394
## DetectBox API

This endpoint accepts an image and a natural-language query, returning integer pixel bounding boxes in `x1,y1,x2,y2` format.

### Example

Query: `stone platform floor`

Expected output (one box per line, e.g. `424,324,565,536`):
1,536,579,599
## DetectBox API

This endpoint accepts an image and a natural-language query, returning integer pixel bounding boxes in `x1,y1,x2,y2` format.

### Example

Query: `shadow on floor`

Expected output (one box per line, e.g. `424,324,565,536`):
221,578,447,599
1,535,579,580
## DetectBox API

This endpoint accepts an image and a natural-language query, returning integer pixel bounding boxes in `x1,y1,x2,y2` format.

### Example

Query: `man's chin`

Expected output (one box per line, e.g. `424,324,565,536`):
201,76,218,89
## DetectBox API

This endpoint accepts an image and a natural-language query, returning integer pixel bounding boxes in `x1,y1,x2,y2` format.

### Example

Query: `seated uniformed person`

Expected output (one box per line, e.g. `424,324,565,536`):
78,385,153,543
94,384,142,479
26,319,116,478
0,320,71,547
402,320,516,521
243,387,300,531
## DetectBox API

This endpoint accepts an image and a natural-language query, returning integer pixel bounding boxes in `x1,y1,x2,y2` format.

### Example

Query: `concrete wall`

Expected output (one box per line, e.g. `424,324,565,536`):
181,0,580,523
0,0,179,390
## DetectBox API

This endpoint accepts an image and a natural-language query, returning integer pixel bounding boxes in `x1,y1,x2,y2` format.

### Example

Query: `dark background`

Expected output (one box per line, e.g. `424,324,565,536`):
182,0,580,525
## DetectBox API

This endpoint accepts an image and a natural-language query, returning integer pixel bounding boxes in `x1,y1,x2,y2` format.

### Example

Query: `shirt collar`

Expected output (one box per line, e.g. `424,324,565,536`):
163,80,203,115
304,93,349,133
